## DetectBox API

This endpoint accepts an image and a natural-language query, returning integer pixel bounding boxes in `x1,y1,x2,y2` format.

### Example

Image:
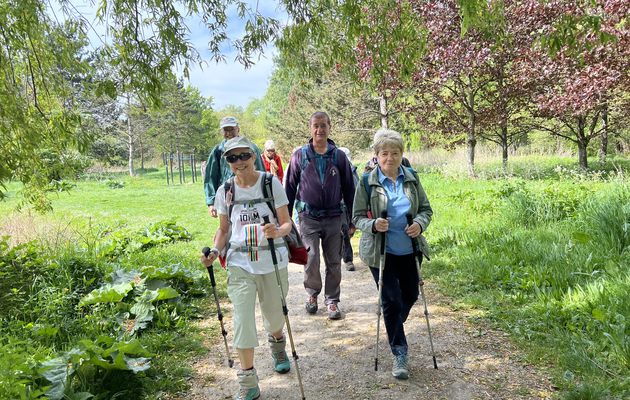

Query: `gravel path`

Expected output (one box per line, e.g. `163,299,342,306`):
183,260,554,400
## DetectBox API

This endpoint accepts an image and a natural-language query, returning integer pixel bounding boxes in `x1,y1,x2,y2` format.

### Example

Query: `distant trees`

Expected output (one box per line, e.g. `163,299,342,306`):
277,0,630,173
0,0,280,209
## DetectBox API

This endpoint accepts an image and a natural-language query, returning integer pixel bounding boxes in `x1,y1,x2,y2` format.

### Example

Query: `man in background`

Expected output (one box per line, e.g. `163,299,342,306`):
284,111,356,320
203,116,264,217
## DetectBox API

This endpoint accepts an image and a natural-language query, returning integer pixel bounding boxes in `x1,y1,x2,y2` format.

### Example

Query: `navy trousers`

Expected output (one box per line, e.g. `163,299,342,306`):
370,253,420,356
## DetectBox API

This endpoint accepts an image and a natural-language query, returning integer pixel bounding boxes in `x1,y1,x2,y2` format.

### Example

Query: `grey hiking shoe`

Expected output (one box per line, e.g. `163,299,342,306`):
268,334,291,374
327,303,342,320
235,368,260,400
305,296,318,314
344,261,355,271
234,387,260,400
392,354,409,380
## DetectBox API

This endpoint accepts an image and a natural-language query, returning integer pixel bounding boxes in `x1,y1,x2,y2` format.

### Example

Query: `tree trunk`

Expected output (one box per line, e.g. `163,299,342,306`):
127,96,134,176
501,129,509,172
577,116,588,170
497,71,508,172
466,76,476,177
379,93,389,129
140,136,145,171
599,104,608,163
467,135,476,177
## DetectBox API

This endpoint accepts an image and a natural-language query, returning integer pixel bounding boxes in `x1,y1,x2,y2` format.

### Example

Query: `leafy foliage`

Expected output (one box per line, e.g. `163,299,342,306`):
99,220,192,259
428,176,630,396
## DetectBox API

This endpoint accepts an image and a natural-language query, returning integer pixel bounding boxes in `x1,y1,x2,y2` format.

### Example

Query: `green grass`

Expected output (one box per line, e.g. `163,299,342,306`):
0,169,220,399
423,171,630,399
1,161,629,399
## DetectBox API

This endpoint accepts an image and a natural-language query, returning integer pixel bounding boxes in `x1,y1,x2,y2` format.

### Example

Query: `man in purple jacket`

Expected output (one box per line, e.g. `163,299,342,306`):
285,111,356,320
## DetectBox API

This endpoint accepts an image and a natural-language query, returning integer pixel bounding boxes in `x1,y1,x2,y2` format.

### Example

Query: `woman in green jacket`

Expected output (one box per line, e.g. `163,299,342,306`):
352,128,433,380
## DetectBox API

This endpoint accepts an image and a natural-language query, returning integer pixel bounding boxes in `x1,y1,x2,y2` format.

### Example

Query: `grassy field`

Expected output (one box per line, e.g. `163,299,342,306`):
0,155,628,399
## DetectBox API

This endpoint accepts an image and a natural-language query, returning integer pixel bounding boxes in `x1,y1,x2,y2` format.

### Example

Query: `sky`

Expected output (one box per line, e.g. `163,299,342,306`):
63,1,285,111
185,7,282,111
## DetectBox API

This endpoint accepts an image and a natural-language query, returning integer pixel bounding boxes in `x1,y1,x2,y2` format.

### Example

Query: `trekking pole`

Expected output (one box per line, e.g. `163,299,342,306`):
262,216,306,400
201,247,234,368
374,210,387,371
405,214,438,369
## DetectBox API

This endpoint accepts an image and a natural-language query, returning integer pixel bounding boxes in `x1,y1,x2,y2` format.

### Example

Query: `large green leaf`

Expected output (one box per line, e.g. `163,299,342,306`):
155,287,179,301
79,282,133,306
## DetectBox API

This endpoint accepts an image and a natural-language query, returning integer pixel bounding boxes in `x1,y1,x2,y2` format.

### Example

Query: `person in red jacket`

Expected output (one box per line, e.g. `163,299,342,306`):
262,140,284,183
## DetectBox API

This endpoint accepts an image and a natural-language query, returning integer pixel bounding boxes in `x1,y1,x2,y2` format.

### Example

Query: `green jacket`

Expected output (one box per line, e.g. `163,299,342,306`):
204,139,265,206
352,167,432,268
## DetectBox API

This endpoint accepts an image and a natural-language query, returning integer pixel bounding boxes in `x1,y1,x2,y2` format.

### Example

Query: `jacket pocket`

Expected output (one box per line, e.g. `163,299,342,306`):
359,231,376,266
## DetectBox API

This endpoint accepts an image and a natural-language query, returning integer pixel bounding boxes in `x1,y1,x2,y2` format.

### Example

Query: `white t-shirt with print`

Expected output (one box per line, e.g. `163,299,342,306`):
215,173,290,274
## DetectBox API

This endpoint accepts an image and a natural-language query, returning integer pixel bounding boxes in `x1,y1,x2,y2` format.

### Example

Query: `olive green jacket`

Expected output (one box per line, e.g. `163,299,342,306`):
352,167,432,268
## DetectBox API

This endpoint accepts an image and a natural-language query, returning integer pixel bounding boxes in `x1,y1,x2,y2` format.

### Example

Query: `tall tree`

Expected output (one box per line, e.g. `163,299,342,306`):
515,0,629,169
0,0,280,208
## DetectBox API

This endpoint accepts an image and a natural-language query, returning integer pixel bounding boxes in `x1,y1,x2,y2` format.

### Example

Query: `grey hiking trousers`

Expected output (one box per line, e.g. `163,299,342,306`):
299,214,343,305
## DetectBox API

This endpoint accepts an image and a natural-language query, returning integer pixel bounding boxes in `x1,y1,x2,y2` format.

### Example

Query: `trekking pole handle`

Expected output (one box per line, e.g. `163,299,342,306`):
201,247,217,285
202,246,211,257
380,210,387,255
262,216,278,265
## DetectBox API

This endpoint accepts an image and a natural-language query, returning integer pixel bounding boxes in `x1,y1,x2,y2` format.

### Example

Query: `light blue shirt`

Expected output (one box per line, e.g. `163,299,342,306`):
377,167,413,256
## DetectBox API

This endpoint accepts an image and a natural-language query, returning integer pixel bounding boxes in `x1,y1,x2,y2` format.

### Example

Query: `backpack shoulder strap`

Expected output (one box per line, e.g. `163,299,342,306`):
299,145,311,171
404,165,419,182
224,177,235,221
261,172,277,220
362,172,372,212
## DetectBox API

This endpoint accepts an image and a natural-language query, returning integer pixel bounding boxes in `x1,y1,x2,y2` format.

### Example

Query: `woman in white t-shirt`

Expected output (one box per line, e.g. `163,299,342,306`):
200,136,293,400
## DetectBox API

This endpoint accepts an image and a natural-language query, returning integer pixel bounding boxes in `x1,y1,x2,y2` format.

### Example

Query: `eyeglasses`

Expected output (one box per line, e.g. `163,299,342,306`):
225,152,253,163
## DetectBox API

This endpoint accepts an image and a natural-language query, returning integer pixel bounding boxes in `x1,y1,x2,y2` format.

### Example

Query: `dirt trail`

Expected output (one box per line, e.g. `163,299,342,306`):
184,261,554,400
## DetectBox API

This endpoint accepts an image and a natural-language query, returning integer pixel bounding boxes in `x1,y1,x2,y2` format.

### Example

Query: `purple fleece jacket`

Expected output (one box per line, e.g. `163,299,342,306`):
285,139,355,220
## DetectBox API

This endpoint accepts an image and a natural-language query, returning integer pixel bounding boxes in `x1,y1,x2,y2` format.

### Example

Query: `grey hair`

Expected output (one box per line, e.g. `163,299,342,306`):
372,128,404,154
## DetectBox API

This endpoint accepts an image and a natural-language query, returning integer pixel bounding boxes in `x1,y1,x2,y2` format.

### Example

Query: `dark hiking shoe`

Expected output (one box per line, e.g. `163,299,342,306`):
327,303,342,320
392,354,409,380
305,296,318,314
344,261,355,271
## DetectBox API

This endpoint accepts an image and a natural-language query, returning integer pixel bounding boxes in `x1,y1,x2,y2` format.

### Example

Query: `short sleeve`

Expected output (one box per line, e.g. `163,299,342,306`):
271,176,288,208
214,185,227,215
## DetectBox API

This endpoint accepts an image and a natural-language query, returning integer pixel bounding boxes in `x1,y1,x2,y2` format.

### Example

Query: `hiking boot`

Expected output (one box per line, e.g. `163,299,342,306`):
392,354,409,380
268,334,291,374
305,296,318,314
235,368,260,400
344,261,355,271
327,303,342,320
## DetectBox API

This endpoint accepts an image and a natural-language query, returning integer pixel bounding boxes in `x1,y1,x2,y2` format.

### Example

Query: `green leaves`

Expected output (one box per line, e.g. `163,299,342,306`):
100,220,192,259
39,338,153,399
79,282,134,306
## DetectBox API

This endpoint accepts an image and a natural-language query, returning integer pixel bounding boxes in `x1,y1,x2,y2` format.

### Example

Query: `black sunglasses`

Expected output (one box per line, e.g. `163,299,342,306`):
225,152,254,163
